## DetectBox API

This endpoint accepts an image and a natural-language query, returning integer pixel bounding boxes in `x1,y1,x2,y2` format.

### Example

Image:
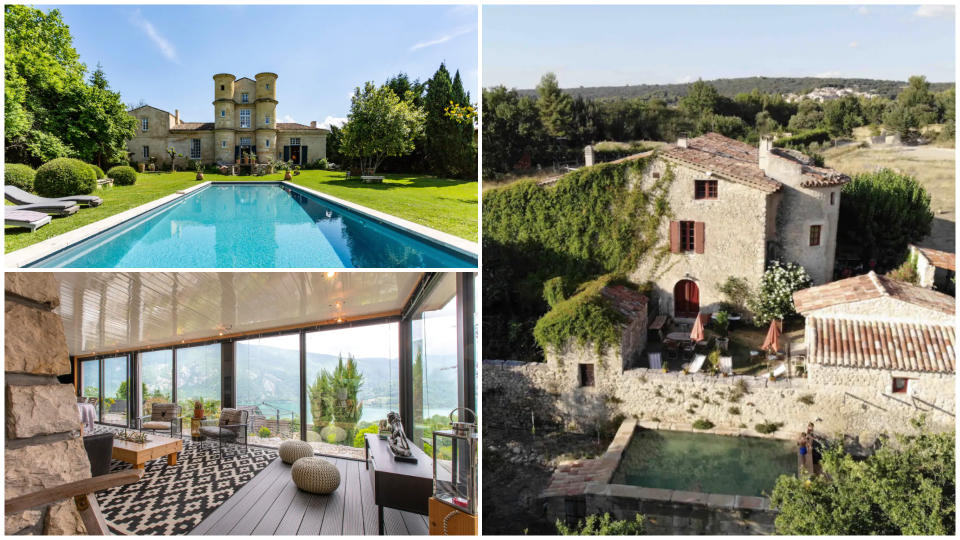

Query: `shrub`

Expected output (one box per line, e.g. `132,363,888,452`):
755,420,784,434
798,394,815,405
89,164,105,179
887,250,920,285
728,406,741,415
5,163,35,191
749,260,813,325
34,158,97,197
258,426,271,438
556,513,645,535
316,158,329,170
108,165,138,186
533,274,632,358
692,418,715,430
717,276,752,314
352,423,379,448
774,128,831,148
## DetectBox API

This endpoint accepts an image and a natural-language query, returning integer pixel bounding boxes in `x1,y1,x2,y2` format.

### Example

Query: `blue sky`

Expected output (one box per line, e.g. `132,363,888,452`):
49,4,477,127
483,4,955,89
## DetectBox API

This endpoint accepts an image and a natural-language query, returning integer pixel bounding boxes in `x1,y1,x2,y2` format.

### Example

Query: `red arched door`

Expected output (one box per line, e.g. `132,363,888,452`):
674,279,700,318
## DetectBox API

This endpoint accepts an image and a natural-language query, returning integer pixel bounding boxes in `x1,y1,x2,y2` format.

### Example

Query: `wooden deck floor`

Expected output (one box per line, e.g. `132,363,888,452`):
190,456,428,535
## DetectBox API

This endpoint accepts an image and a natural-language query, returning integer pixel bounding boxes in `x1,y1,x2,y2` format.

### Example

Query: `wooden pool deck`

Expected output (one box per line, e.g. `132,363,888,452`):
190,456,428,535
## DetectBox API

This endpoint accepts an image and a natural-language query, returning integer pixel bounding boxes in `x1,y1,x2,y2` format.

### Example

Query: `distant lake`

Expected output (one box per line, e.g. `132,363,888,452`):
238,400,456,425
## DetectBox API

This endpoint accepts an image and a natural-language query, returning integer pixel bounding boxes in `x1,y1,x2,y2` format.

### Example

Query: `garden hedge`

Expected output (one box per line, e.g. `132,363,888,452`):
5,163,35,191
90,164,105,179
107,165,137,186
34,158,97,197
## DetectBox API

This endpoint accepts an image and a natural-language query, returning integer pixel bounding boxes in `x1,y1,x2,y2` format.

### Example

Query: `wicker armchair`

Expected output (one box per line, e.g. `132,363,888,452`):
138,403,182,438
199,408,249,457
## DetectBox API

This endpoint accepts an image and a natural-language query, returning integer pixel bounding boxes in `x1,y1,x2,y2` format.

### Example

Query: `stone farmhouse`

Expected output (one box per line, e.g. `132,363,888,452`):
632,133,850,320
126,73,328,167
909,244,956,292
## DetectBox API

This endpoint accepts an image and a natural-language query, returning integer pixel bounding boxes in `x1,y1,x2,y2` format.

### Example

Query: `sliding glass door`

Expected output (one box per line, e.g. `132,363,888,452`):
236,334,301,447
176,343,221,418
80,359,101,421
141,349,173,416
102,356,129,425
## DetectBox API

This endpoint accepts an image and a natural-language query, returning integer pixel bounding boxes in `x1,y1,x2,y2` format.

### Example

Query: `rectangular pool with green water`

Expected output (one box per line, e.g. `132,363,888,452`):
610,429,796,497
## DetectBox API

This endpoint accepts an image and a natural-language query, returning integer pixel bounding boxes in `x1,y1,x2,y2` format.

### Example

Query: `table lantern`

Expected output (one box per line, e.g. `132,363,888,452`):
431,407,477,515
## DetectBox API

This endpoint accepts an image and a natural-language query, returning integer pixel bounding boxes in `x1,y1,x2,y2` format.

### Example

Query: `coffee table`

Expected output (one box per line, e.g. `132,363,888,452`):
112,433,183,469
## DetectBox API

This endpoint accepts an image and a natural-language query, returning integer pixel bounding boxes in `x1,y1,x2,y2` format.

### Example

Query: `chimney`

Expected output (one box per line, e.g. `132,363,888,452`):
175,109,180,125
758,134,773,172
677,133,688,148
310,120,317,128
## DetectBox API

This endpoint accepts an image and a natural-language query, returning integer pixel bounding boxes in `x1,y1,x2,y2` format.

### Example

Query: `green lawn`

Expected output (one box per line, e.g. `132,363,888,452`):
5,170,478,253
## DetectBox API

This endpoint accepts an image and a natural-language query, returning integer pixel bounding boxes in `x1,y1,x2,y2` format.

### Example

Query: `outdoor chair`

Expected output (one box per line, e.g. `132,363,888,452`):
5,208,51,231
5,184,101,208
719,356,733,375
665,340,680,362
138,403,182,438
82,432,114,477
5,201,78,216
683,354,707,374
199,408,249,458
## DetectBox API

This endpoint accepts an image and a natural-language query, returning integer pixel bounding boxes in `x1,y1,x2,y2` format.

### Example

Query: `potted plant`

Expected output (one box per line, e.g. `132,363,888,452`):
249,152,257,164
715,310,730,351
194,160,204,181
138,162,146,173
661,361,669,374
293,165,301,176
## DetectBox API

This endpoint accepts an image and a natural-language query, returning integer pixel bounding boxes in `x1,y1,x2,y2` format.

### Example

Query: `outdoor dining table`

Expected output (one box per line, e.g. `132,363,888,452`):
77,402,96,433
665,332,692,343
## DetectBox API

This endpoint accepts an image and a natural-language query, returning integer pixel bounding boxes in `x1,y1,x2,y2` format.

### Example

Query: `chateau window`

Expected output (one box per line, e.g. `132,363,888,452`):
220,110,225,118
695,179,718,200
241,93,249,103
220,84,224,91
830,192,835,205
892,377,910,394
239,137,251,146
579,364,595,387
290,137,301,146
142,146,149,159
265,140,270,148
809,225,822,247
239,109,251,128
680,221,696,251
669,220,705,254
265,115,271,125
221,140,226,148
141,117,148,131
266,83,270,90
190,139,201,160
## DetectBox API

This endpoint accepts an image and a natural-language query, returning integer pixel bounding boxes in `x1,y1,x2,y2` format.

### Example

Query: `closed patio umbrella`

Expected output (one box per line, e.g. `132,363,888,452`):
689,312,706,343
762,319,782,353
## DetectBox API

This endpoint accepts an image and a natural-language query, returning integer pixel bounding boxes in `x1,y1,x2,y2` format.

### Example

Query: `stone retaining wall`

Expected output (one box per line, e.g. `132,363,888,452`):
5,273,90,535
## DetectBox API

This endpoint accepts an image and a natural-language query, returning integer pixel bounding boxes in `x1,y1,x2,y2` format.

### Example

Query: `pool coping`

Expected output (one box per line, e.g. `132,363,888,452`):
6,180,478,268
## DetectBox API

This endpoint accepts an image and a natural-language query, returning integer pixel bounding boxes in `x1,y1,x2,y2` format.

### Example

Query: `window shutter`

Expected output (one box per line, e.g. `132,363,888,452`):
301,146,308,165
694,221,705,254
669,221,680,253
283,146,290,162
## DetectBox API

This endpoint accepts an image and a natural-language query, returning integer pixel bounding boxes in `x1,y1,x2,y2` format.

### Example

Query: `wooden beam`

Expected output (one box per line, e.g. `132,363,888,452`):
71,310,402,359
5,469,144,514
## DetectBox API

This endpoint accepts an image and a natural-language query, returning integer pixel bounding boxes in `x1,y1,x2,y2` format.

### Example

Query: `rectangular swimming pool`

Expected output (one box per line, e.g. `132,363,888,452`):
610,429,795,497
23,183,477,268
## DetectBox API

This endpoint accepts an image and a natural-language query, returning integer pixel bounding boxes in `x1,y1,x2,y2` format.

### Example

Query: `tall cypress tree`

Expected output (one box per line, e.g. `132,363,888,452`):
450,69,476,178
423,63,455,177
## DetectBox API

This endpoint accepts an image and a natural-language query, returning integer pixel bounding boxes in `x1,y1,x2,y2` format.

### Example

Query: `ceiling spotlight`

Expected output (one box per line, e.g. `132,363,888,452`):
337,316,343,323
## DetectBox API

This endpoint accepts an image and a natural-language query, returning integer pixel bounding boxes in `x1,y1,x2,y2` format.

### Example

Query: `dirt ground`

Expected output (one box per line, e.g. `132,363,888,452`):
823,143,955,252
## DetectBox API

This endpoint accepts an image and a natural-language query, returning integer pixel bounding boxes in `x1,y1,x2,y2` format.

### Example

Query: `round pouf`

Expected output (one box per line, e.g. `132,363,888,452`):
291,457,341,494
279,440,313,465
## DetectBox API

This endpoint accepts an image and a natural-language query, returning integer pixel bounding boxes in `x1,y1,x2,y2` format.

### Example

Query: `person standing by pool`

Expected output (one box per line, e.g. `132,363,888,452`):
796,432,811,474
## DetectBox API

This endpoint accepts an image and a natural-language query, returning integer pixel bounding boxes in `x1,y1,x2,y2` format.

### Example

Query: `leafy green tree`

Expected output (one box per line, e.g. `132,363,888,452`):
822,95,863,137
748,260,813,325
787,100,825,132
481,86,546,177
883,101,920,140
308,354,364,434
838,169,934,272
326,124,344,165
536,72,573,138
680,79,721,121
897,75,937,125
771,425,954,535
556,513,645,535
340,82,425,174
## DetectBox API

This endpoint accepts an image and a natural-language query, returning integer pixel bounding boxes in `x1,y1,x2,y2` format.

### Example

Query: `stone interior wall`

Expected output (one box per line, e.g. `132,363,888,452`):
5,273,90,535
484,354,954,450
630,159,769,318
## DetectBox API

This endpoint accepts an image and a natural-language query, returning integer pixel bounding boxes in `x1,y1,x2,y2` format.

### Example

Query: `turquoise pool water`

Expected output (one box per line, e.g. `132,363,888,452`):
25,183,477,268
611,429,795,497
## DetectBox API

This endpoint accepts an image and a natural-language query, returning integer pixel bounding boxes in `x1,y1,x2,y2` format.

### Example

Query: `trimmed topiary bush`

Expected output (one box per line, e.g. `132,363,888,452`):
108,165,138,186
90,164,105,179
34,158,97,197
5,163,36,191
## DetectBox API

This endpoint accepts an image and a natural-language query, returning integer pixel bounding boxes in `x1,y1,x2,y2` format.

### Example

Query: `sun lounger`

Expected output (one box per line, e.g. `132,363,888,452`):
648,352,662,370
719,356,733,375
5,208,52,231
772,363,787,379
5,184,101,208
683,354,707,374
6,201,78,216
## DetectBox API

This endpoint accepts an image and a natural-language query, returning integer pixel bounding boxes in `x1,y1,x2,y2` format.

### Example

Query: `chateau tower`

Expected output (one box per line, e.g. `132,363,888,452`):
213,73,237,163
254,72,279,162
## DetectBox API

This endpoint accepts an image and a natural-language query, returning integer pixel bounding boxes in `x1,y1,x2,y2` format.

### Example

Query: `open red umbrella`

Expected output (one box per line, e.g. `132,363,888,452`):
762,319,782,353
689,312,706,343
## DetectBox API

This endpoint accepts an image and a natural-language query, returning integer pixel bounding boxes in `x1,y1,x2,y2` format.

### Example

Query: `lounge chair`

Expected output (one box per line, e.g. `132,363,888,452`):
760,363,788,379
683,354,707,374
5,208,51,231
5,184,101,209
648,352,662,370
6,201,78,216
719,356,733,375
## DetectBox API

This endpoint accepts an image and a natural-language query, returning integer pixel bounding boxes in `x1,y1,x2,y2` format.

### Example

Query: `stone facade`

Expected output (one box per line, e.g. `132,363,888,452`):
126,72,328,167
5,273,90,535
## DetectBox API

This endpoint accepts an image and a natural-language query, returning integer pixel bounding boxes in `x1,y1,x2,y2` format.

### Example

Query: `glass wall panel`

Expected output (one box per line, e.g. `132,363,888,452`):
102,356,129,426
236,334,301,448
81,360,101,421
141,350,173,416
177,343,221,418
305,323,399,450
411,274,459,458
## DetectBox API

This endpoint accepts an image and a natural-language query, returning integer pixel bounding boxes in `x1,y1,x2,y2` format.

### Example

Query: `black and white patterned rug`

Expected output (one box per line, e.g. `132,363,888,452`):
92,430,277,535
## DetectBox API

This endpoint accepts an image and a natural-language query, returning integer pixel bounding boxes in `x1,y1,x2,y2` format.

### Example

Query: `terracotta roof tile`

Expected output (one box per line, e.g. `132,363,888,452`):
809,317,955,373
661,133,781,193
915,245,956,271
793,271,955,316
601,285,647,322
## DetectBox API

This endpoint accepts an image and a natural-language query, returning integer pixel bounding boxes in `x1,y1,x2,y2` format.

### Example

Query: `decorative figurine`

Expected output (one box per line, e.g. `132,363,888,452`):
386,411,417,463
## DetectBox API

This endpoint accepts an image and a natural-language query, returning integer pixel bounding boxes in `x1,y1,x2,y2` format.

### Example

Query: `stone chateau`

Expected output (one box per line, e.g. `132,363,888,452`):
126,72,328,167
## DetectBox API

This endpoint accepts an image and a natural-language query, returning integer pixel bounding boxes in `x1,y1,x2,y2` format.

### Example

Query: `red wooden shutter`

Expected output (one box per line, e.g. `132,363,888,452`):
694,221,705,254
669,221,680,253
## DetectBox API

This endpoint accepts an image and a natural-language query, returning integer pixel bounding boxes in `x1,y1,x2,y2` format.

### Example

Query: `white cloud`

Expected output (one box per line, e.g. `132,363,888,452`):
848,41,859,48
320,116,347,129
676,75,695,84
282,114,296,124
857,6,869,15
410,26,473,52
815,71,843,78
915,5,954,18
130,10,178,63
347,91,355,100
